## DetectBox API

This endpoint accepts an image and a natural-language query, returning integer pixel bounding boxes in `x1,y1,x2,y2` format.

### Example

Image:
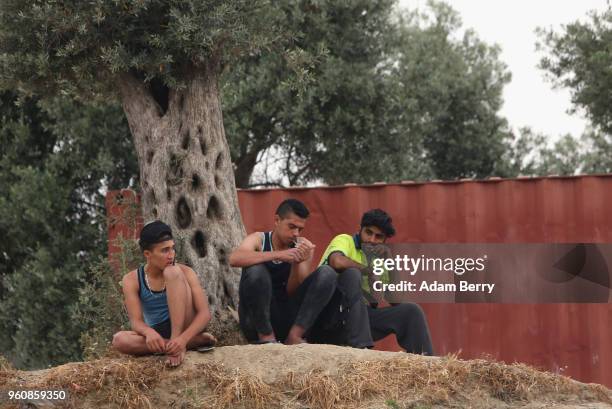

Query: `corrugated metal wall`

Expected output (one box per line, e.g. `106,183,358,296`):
236,175,612,387
107,174,612,386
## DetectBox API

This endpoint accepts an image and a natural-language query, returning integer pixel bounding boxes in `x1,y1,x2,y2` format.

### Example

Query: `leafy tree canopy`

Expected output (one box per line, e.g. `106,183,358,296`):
0,91,137,368
0,0,281,98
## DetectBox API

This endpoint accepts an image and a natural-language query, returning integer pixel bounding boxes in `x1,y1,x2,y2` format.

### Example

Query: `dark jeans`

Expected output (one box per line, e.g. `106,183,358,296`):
326,267,375,348
330,267,434,355
238,263,337,342
368,303,434,355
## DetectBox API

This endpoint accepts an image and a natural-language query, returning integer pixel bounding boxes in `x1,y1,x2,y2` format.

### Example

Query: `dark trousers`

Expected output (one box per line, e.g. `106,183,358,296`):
238,263,336,342
307,267,374,348
368,303,434,355
336,267,375,348
334,267,434,355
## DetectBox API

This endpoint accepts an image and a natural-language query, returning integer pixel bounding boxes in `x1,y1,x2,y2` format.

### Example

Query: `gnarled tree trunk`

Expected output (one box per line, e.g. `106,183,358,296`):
118,65,245,343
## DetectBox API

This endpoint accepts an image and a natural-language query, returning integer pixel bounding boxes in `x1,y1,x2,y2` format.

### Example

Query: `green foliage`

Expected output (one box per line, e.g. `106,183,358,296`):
534,6,612,176
580,131,612,174
497,128,577,176
498,127,612,177
224,0,421,186
538,6,612,135
2,247,86,368
222,0,513,186
74,242,136,361
385,399,401,409
0,91,137,369
393,2,512,180
0,0,283,97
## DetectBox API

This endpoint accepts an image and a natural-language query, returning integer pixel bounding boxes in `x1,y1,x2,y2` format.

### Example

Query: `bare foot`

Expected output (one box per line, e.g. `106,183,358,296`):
285,325,306,345
166,350,185,367
257,332,277,343
201,332,217,345
285,335,307,345
187,332,218,350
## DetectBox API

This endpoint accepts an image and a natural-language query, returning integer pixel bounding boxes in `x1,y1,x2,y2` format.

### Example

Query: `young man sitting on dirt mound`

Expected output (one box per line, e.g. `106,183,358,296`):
319,209,434,355
229,199,338,344
112,220,216,367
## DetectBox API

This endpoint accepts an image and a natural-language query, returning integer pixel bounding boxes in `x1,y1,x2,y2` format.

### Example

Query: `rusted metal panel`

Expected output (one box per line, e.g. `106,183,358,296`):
107,175,612,386
234,175,612,387
106,189,143,276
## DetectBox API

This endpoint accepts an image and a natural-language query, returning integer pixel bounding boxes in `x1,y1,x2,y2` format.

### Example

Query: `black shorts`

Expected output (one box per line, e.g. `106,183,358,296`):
151,319,171,339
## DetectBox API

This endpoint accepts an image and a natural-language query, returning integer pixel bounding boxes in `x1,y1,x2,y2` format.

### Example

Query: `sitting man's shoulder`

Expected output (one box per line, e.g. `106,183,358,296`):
176,263,195,275
121,269,139,288
328,233,354,246
240,231,264,249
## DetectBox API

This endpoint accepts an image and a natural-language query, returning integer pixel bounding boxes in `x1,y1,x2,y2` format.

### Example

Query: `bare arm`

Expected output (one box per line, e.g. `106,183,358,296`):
229,232,298,267
286,239,316,295
328,252,366,271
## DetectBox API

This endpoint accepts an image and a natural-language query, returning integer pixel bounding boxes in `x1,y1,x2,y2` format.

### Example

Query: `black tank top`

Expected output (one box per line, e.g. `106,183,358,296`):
262,231,292,296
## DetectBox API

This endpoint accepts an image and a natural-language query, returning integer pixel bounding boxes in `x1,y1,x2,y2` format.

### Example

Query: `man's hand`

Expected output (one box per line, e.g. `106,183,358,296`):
166,336,187,356
362,243,391,261
361,243,391,307
145,329,166,353
294,238,315,263
276,248,301,263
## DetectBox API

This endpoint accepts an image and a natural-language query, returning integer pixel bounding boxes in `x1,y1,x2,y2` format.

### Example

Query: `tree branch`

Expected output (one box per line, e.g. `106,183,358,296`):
117,72,163,127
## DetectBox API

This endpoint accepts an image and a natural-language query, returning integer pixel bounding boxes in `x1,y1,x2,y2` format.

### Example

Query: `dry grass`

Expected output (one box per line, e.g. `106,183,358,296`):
197,362,280,409
26,356,165,409
284,354,612,409
286,369,341,408
0,355,15,388
190,353,611,409
2,350,610,409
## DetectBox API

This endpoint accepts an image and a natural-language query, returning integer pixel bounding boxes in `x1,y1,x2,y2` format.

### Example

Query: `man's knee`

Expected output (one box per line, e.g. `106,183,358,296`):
163,265,183,281
337,267,362,294
396,303,427,323
112,331,131,352
311,265,336,286
341,267,362,281
241,264,271,289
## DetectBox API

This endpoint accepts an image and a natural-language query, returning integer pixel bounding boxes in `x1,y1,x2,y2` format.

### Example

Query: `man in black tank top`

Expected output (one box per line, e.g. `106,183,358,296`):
229,199,337,344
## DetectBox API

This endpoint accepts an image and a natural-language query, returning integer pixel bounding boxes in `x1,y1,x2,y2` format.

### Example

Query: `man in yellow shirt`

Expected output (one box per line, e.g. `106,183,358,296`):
319,209,434,355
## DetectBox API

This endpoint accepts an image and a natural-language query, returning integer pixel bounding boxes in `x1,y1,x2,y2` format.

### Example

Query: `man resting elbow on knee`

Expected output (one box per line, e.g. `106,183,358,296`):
112,220,216,367
229,199,337,345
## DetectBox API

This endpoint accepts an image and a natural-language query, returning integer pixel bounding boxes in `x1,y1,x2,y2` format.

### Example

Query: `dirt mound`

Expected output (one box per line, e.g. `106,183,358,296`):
2,344,611,409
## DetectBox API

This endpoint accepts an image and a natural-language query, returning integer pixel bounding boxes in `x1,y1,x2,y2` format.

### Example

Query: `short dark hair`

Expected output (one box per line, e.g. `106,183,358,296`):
361,209,395,238
139,220,173,252
276,199,309,219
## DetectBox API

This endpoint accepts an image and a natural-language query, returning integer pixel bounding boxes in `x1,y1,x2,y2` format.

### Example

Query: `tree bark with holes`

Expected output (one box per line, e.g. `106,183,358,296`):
119,67,245,343
0,0,285,345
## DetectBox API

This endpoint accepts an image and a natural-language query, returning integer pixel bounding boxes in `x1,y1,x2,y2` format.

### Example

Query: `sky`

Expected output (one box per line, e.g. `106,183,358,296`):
398,0,610,141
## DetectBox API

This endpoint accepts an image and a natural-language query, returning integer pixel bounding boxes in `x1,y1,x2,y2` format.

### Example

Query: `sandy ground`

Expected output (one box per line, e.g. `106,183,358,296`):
2,344,611,409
